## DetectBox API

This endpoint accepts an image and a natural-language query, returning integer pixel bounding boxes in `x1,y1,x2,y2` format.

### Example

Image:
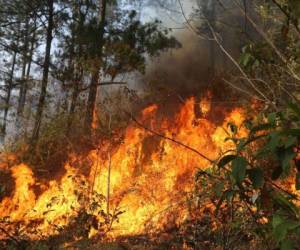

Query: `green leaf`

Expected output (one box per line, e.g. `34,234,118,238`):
240,52,253,67
237,138,247,153
280,239,294,250
213,181,224,197
253,59,260,67
276,147,297,173
295,226,300,235
225,190,235,200
248,168,264,189
218,155,236,168
232,157,247,184
274,193,300,217
283,129,300,138
274,220,300,242
251,123,275,134
268,112,277,125
268,131,281,152
274,222,289,241
288,102,300,118
273,214,284,229
285,136,297,149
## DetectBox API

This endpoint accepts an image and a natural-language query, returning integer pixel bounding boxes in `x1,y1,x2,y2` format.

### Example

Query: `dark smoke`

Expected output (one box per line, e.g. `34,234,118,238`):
140,2,258,109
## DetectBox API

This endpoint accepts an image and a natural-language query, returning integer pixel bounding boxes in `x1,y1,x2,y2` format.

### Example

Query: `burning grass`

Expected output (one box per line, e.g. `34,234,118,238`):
0,95,258,248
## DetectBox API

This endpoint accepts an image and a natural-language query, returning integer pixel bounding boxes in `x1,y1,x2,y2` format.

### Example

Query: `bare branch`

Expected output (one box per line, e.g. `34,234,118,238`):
233,0,300,82
125,110,214,163
79,81,127,92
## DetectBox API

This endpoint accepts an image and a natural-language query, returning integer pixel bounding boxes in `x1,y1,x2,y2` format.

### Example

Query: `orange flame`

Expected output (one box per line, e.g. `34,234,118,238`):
0,96,246,240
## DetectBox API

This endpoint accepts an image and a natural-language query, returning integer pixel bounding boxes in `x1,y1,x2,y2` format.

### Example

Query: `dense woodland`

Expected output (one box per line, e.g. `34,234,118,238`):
1,0,300,249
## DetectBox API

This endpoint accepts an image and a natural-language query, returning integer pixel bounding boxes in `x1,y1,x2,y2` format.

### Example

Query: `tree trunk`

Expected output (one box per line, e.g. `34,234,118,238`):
31,0,54,143
67,68,83,134
18,17,29,116
18,17,36,116
85,73,99,134
1,51,17,137
84,0,107,136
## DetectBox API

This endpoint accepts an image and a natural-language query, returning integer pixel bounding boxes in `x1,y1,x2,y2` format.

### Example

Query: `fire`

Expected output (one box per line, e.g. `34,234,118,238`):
0,96,246,240
0,164,35,221
200,92,212,116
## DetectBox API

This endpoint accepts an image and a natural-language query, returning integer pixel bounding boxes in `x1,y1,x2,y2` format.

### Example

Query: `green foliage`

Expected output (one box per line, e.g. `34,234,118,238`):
231,156,247,184
197,103,300,247
248,168,264,189
56,3,180,83
104,10,180,75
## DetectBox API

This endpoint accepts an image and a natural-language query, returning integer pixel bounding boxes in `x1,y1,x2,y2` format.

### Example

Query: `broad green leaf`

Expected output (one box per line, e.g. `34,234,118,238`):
218,155,236,168
255,132,280,158
276,147,297,173
255,148,270,159
274,222,289,241
248,168,264,189
268,131,281,152
232,157,247,184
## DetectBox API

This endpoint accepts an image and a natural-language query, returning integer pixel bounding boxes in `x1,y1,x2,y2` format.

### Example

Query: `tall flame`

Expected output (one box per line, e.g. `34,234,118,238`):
0,96,246,240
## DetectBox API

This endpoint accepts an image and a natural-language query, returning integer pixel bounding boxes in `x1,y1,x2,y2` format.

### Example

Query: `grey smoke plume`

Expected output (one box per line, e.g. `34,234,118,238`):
141,0,256,102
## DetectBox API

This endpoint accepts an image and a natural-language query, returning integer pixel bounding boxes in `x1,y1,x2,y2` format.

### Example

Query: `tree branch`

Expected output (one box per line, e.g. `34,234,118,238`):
125,110,214,163
271,0,300,37
79,81,126,92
